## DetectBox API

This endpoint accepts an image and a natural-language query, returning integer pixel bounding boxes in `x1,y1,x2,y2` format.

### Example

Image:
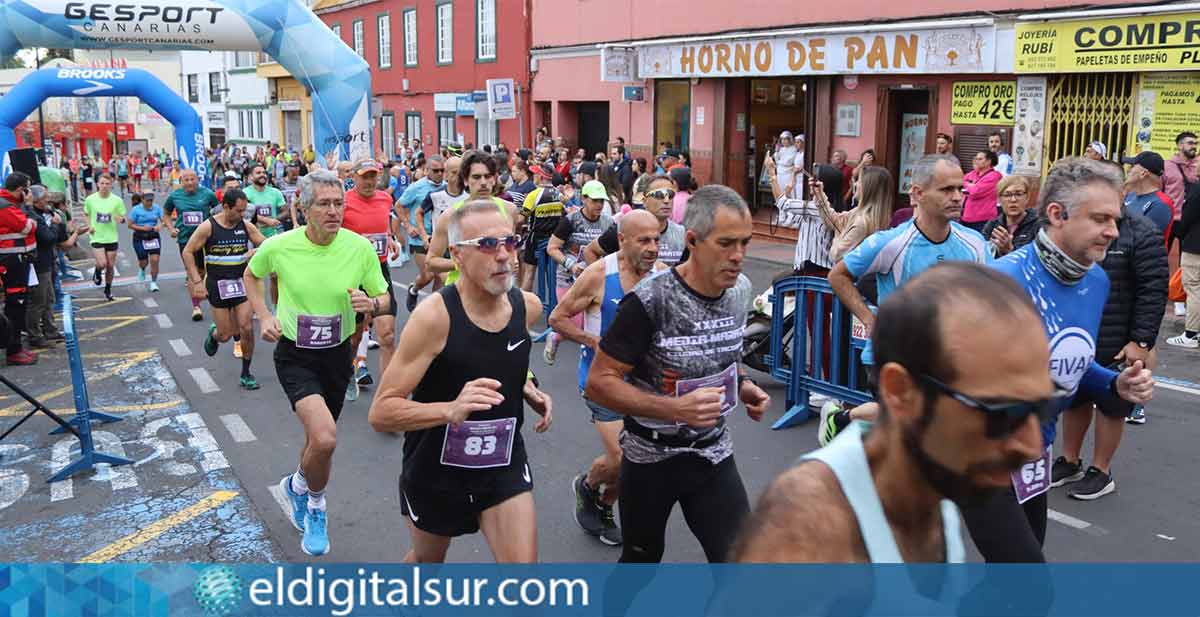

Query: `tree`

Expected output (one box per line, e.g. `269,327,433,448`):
0,53,25,69
43,49,73,63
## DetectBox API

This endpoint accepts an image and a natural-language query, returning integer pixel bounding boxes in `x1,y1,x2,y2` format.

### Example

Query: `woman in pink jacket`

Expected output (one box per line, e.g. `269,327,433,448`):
962,150,1002,233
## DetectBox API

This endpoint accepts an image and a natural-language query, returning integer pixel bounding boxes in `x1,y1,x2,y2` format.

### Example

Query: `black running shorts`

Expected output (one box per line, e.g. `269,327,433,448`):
273,337,354,421
398,455,533,537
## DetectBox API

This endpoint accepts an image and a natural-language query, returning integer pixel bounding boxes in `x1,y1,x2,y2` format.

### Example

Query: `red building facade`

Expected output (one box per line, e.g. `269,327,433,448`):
316,0,533,157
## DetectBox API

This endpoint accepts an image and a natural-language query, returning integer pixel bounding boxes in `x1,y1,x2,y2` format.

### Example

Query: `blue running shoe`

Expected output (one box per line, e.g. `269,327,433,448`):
302,508,329,556
279,475,306,532
355,364,373,386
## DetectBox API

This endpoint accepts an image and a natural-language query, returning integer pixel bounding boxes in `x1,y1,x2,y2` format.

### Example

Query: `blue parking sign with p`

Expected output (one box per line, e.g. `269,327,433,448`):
491,81,512,104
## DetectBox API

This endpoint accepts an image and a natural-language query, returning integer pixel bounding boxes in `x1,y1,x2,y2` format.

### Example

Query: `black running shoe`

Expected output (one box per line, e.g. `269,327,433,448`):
92,268,102,286
1067,466,1115,501
598,503,622,547
1051,456,1084,488
572,474,604,538
406,284,419,312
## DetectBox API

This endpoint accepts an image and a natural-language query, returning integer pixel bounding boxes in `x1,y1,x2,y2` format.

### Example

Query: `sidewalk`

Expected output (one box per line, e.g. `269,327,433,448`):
748,238,793,267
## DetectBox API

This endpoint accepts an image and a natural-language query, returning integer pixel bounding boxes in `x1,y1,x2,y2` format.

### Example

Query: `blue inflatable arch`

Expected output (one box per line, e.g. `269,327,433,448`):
0,0,371,181
0,67,204,181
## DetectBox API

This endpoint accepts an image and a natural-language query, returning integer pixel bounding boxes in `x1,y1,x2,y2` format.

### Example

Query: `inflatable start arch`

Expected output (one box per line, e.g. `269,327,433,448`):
0,0,371,179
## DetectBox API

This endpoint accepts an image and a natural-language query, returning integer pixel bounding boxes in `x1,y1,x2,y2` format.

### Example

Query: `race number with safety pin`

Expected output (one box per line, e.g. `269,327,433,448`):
181,211,204,226
440,417,517,468
295,314,342,349
368,233,388,257
1012,445,1052,504
256,205,273,219
141,238,160,251
216,279,246,300
675,363,738,417
96,212,112,224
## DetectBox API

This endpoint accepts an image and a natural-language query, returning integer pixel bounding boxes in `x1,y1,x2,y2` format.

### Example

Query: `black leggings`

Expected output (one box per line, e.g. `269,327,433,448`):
961,487,1047,563
618,452,749,563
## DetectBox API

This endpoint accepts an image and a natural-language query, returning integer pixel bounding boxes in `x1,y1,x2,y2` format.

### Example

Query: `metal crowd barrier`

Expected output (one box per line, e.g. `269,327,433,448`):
47,294,133,482
768,276,874,430
531,240,557,342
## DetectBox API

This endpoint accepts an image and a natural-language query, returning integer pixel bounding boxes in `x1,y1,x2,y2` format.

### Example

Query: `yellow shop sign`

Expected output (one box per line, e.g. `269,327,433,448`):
1016,13,1200,73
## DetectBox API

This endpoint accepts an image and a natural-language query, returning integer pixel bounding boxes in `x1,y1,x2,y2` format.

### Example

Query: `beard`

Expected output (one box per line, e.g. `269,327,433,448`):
481,271,514,295
901,399,1027,509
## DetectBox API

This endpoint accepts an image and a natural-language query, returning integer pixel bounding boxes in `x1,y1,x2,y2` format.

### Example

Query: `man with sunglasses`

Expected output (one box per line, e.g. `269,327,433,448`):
550,210,666,547
584,174,688,266
586,185,771,564
369,200,552,563
965,157,1154,562
736,262,1054,563
398,155,447,311
246,169,391,557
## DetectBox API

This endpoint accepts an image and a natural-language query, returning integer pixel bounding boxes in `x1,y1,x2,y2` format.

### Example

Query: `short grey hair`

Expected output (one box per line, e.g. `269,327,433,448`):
447,199,510,246
910,154,961,190
297,169,343,210
1038,156,1124,226
682,184,749,240
28,185,47,201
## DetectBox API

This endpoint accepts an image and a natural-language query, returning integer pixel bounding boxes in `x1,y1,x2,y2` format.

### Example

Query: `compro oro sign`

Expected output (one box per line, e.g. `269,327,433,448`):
1016,13,1200,73
637,26,996,78
951,81,1016,125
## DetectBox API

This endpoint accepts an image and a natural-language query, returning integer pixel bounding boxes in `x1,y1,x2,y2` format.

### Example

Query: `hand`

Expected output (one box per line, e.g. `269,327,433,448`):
570,262,585,277
585,334,601,350
446,378,505,426
1115,360,1155,404
524,381,553,432
741,381,771,422
388,237,401,259
764,152,775,171
784,182,795,196
259,315,282,342
190,282,208,301
673,386,725,429
168,227,178,239
51,213,62,225
560,185,575,200
990,226,1014,254
153,223,162,232
347,288,373,313
1115,342,1151,367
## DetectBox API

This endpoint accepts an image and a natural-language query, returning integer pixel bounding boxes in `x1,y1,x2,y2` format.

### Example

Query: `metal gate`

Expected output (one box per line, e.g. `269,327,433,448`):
1043,73,1138,173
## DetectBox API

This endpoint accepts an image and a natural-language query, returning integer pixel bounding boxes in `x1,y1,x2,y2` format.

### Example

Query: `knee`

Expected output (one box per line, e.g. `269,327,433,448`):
376,323,396,346
309,426,337,457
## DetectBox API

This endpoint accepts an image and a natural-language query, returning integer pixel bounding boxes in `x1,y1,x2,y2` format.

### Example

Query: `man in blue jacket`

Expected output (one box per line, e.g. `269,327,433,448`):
965,157,1156,562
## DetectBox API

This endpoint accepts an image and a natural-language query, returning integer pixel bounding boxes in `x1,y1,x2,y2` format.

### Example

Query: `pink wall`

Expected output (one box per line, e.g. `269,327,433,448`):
533,0,1099,48
532,54,655,151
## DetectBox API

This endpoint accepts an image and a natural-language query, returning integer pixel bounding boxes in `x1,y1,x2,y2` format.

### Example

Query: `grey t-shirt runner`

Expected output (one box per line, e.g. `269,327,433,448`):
599,268,753,464
552,209,612,286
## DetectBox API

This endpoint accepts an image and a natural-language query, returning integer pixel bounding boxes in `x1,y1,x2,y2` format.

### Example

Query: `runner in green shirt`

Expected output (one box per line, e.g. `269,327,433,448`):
245,169,389,558
163,168,219,321
243,164,286,238
82,174,126,300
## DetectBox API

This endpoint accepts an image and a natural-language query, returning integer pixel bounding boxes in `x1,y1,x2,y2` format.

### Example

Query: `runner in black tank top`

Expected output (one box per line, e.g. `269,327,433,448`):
181,188,267,391
368,200,552,563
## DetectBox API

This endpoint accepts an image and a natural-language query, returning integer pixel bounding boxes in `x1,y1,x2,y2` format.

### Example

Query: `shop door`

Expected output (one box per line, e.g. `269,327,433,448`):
1043,74,1136,171
283,110,302,150
878,88,931,203
578,102,610,158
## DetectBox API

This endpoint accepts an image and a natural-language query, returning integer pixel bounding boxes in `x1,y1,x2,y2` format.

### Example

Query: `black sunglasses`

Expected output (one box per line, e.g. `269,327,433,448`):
918,374,1068,439
456,235,524,253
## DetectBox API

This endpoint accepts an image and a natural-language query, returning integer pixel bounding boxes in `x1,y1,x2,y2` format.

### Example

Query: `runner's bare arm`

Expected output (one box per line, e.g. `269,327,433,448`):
734,462,864,563
181,221,211,284
370,295,486,432
582,238,606,264
244,221,268,247
546,234,567,266
586,350,724,427
547,262,601,347
522,289,543,331
828,260,875,331
425,209,455,274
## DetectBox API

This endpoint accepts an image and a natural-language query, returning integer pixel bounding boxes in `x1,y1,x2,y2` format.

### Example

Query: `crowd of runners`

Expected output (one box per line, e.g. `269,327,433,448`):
0,142,1169,565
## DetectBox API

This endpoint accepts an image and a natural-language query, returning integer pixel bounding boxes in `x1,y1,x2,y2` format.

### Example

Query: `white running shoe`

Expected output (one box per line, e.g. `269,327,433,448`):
1167,333,1199,349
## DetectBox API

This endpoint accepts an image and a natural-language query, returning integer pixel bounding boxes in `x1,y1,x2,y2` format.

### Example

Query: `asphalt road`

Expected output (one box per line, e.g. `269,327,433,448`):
4,202,1200,563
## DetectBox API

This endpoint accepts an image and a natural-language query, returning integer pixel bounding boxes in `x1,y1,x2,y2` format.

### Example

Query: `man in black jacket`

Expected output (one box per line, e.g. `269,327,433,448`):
1053,205,1167,500
1168,182,1200,349
23,185,72,348
610,144,635,205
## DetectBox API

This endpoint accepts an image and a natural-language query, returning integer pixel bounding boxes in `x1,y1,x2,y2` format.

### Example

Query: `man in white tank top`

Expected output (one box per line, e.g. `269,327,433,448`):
735,263,1054,563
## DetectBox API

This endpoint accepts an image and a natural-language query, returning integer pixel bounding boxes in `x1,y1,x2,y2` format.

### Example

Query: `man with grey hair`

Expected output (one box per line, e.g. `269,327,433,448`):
549,209,667,547
246,168,391,557
966,156,1155,562
585,184,771,563
369,199,552,563
822,154,989,444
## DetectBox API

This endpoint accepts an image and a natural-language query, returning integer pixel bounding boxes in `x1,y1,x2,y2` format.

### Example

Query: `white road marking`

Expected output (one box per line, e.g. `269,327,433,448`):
1047,508,1108,535
168,338,191,357
143,298,158,308
267,483,294,523
1157,534,1176,541
1156,381,1200,397
188,367,220,393
219,414,257,443
154,313,173,329
180,413,229,471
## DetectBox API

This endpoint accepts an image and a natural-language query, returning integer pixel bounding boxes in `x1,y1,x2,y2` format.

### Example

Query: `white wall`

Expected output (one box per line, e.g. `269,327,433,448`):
224,52,277,148
179,51,229,149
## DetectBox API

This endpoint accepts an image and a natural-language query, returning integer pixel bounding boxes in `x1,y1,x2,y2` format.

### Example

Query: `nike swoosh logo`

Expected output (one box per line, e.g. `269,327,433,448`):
522,464,531,484
610,299,620,305
403,492,419,522
507,339,526,351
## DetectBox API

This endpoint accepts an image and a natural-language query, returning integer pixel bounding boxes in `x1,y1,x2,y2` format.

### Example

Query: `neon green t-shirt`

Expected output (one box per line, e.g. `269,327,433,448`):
444,196,511,286
243,184,286,237
83,192,126,245
248,227,388,345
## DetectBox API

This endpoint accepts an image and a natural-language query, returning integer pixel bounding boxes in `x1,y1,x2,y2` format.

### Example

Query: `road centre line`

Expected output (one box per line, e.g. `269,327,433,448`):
188,368,220,394
154,313,173,329
143,297,158,308
169,338,192,357
219,414,257,443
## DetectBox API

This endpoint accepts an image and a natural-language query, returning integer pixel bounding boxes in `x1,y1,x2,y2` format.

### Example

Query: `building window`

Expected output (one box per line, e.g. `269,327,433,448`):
186,74,199,103
353,20,365,57
437,112,456,147
256,110,264,139
381,113,396,157
476,0,495,61
403,9,417,67
654,80,691,152
436,2,453,64
332,23,341,41
208,72,222,103
377,14,392,68
406,112,422,149
237,111,245,138
233,52,256,68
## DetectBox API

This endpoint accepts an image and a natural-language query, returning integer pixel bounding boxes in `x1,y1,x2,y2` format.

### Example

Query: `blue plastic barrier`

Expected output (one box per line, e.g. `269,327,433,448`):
47,294,132,482
530,240,557,343
768,276,874,430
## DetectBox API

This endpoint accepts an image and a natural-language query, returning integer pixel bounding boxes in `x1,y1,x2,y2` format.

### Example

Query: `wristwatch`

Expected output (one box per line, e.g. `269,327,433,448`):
1136,341,1151,349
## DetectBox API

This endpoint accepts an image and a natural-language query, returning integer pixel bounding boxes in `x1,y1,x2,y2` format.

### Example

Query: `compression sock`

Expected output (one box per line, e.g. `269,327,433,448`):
241,358,252,378
307,489,326,512
192,297,201,309
291,467,308,495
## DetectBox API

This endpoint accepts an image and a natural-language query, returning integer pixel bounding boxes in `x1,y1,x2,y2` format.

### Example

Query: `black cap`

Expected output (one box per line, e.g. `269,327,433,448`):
1122,151,1164,176
578,161,598,177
